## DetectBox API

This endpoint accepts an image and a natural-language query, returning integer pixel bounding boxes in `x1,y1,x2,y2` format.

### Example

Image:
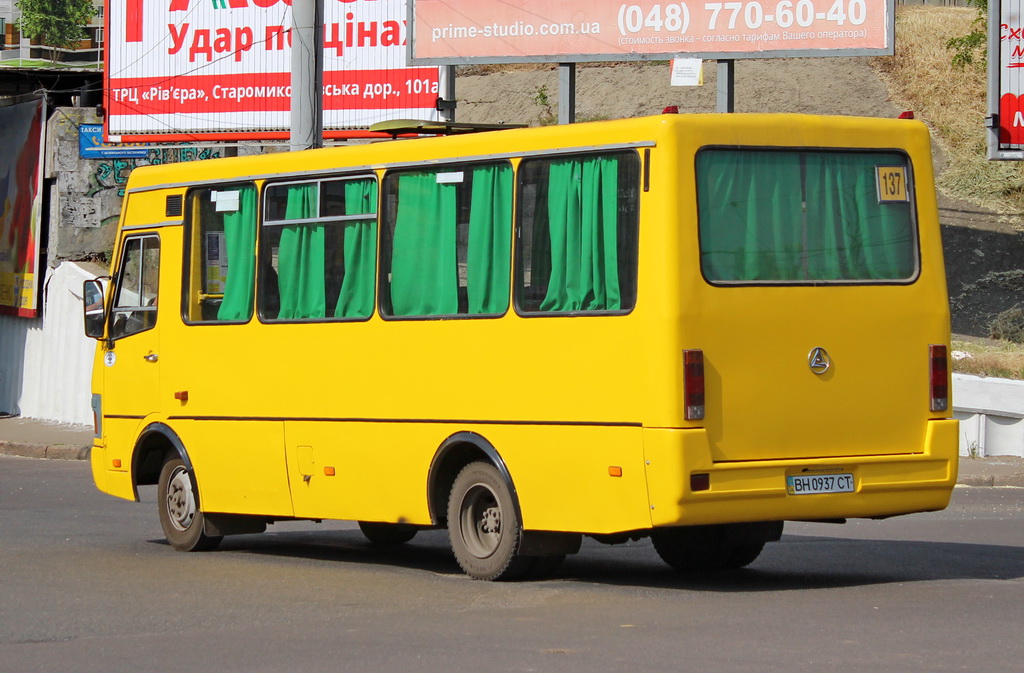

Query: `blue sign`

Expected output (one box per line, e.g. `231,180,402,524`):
79,125,150,159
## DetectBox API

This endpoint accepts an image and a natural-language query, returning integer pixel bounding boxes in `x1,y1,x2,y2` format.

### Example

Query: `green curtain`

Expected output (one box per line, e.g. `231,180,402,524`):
467,164,512,314
390,172,457,316
277,184,325,319
540,156,621,311
805,154,914,280
697,151,804,281
335,180,378,318
698,150,915,282
216,185,258,321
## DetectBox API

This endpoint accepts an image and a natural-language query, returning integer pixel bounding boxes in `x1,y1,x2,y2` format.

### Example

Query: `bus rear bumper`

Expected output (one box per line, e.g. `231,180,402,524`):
643,419,960,528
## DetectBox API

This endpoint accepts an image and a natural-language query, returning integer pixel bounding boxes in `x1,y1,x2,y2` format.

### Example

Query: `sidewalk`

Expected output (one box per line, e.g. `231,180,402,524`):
1,415,1023,487
0,415,93,461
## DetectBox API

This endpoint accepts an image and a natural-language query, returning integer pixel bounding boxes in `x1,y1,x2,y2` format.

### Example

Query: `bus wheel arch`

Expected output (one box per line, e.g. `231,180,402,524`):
428,433,576,580
131,423,223,552
130,422,192,500
426,432,522,529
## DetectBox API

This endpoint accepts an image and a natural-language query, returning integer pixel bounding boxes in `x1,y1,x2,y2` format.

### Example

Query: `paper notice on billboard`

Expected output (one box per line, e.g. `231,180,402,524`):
670,58,703,86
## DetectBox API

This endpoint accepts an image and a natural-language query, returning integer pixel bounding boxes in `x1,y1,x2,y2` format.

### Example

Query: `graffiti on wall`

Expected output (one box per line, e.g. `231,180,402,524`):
88,146,222,198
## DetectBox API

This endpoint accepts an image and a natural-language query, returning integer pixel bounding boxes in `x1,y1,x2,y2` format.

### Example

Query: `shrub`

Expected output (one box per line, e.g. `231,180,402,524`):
989,306,1024,343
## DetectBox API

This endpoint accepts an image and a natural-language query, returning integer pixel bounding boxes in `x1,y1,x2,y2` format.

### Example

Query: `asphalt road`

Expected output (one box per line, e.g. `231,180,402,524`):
2,455,1023,673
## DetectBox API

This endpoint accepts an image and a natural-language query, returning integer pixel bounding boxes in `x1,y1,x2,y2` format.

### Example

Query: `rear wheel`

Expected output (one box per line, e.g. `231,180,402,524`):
358,521,418,545
158,458,222,552
651,524,766,572
447,462,532,581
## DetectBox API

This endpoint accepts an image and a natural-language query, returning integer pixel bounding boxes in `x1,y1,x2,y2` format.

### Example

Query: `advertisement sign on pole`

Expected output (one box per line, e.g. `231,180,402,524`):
106,0,441,141
990,0,1024,159
0,98,45,318
410,0,894,64
79,124,150,158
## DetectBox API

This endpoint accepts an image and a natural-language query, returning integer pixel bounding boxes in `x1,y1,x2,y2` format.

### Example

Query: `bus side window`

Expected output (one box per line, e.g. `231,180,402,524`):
110,234,160,340
380,162,512,318
183,184,258,323
258,176,378,322
515,151,640,314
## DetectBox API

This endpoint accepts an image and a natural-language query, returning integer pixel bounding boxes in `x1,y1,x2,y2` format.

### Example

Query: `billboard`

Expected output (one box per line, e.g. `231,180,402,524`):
410,0,894,63
0,98,45,318
106,0,441,141
991,0,1024,158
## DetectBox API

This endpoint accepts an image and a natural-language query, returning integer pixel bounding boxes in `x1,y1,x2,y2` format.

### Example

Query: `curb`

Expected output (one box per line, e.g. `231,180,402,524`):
0,442,91,461
957,474,1024,488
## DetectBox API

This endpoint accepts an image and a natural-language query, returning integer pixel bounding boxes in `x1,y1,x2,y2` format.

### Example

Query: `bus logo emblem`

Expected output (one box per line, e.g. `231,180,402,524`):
808,347,831,375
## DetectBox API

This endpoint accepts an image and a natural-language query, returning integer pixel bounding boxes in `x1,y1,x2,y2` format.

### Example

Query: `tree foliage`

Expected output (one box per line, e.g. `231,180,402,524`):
946,0,988,68
16,0,94,60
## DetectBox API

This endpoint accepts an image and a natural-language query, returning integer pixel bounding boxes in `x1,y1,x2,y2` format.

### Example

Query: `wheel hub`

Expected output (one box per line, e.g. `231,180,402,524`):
166,467,196,532
460,483,503,559
480,507,501,534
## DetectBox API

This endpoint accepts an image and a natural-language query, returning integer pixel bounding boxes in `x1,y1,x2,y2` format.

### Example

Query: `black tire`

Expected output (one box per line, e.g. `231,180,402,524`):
651,525,765,572
358,521,418,545
447,462,533,581
158,458,222,552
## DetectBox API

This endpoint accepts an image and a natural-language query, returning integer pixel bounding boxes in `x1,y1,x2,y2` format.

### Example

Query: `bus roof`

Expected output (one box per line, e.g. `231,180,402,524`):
122,113,931,194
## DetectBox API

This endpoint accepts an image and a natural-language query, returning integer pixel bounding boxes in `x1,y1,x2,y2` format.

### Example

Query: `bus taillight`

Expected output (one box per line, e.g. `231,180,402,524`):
683,349,705,421
929,344,949,412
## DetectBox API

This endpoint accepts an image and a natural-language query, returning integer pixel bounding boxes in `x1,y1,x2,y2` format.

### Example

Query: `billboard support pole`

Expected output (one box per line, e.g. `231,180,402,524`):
987,0,1003,159
290,0,325,151
559,63,576,124
439,66,456,122
717,60,735,113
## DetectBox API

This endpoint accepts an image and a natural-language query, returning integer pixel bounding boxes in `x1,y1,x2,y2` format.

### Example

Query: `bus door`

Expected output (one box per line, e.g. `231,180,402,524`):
101,233,163,452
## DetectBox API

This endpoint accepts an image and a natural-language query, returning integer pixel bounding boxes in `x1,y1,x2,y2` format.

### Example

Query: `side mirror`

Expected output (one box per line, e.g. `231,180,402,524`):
83,279,107,339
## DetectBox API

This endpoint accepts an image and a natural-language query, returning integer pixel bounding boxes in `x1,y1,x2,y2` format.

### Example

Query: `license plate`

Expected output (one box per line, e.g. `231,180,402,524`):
786,473,854,495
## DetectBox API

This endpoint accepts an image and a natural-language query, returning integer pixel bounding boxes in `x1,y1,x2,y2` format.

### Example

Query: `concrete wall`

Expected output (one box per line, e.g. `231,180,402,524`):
954,374,1024,458
45,108,225,263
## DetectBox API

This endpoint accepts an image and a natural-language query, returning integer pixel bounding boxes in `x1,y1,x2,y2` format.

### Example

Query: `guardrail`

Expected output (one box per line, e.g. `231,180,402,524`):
954,374,1024,458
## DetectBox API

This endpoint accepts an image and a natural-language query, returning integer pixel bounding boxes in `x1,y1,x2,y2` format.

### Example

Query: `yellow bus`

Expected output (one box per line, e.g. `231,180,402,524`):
83,113,959,580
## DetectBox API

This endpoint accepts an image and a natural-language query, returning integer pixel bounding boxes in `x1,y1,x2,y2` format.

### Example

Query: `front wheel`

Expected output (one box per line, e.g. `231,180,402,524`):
158,458,222,552
447,462,533,581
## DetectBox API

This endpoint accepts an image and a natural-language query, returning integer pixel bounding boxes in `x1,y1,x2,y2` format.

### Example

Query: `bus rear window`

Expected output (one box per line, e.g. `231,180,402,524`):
696,149,918,284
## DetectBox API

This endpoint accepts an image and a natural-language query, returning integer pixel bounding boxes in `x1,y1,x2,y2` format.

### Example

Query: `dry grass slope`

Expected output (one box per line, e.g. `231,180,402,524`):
952,339,1024,379
875,7,1024,221
875,7,1024,378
